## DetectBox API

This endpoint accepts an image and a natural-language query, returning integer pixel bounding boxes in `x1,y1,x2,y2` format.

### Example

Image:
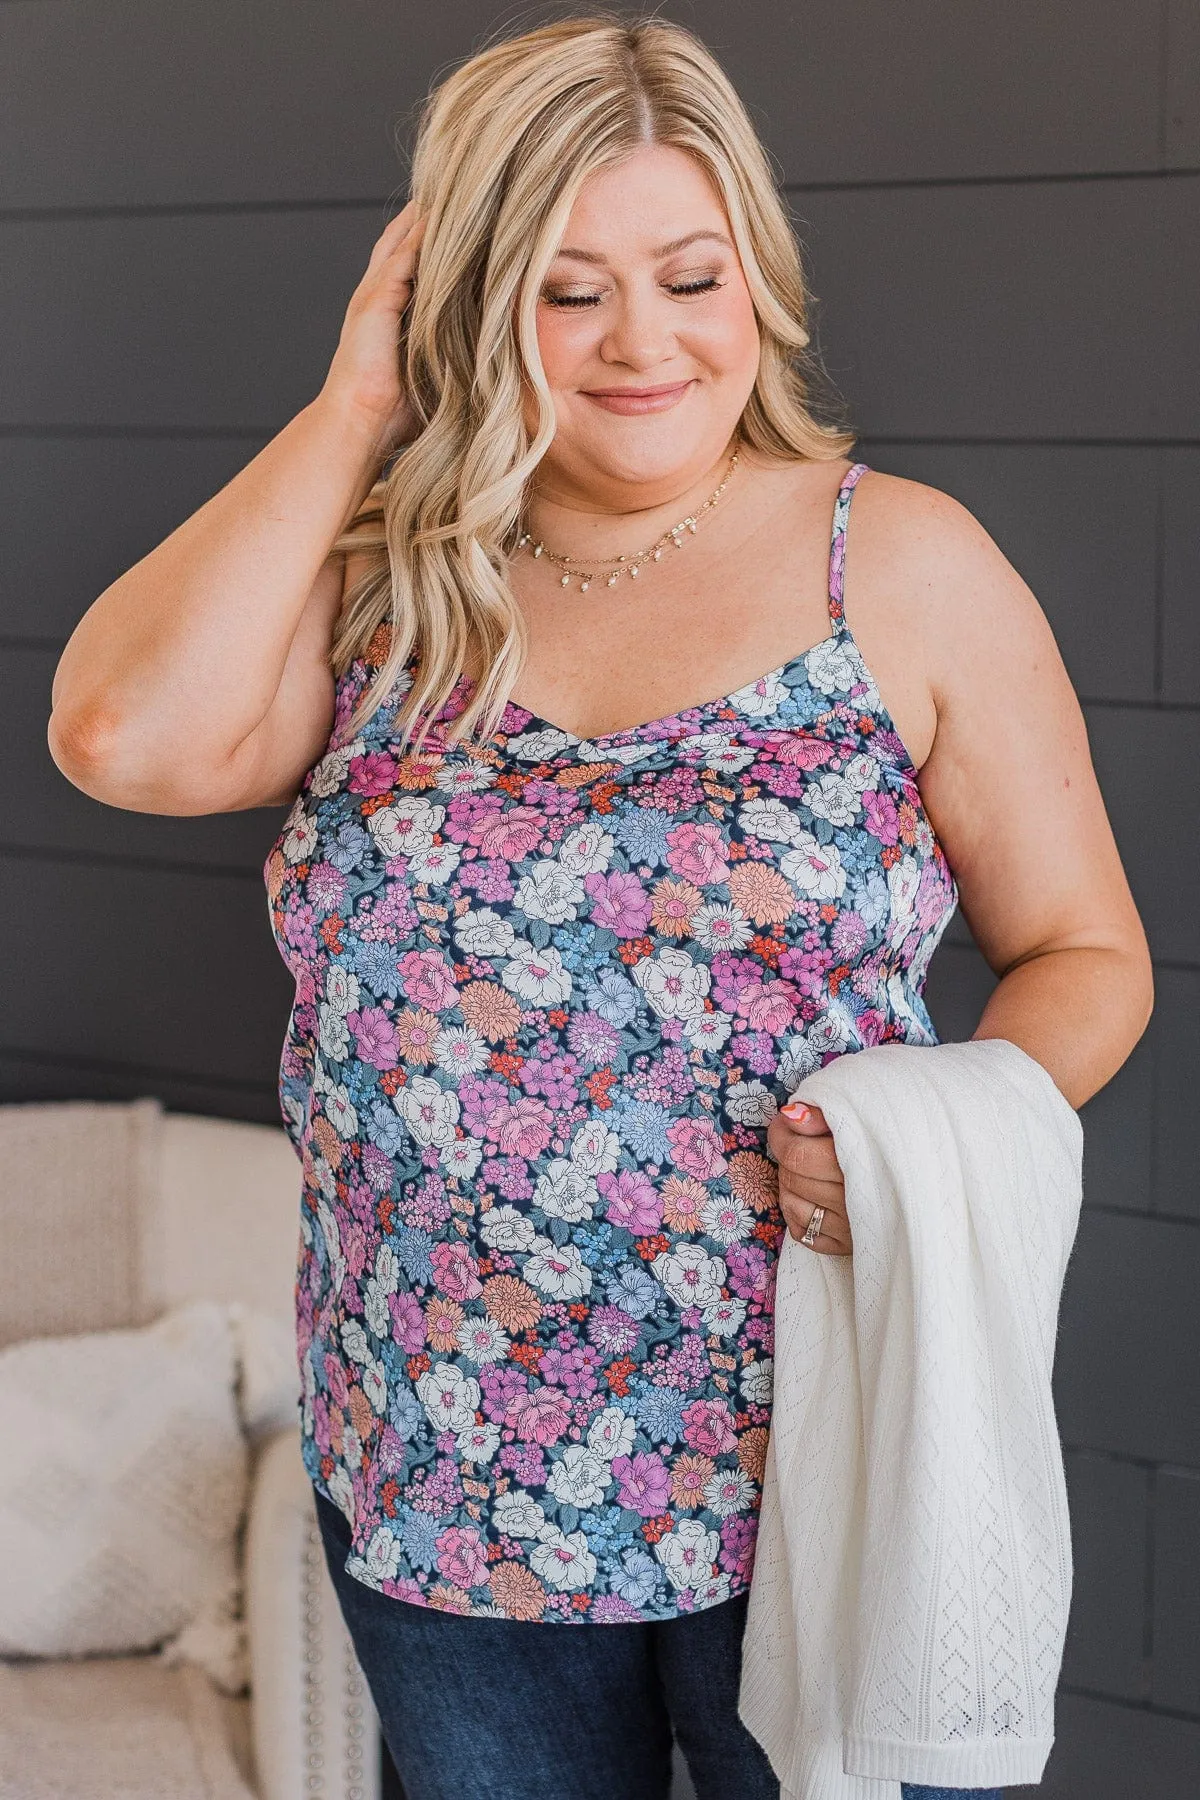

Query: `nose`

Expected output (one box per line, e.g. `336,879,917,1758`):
598,279,679,371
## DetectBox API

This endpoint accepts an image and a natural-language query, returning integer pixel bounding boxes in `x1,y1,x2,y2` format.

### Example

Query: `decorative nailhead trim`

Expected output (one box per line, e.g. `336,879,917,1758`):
301,1520,327,1795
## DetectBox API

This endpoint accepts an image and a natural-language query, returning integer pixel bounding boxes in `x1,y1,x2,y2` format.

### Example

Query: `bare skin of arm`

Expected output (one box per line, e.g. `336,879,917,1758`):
769,475,1156,1255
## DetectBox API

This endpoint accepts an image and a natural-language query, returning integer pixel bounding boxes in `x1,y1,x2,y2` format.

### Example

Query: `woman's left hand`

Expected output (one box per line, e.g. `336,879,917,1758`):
766,1100,853,1256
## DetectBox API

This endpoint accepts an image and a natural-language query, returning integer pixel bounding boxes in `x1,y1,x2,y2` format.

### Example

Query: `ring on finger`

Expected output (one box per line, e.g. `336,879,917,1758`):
799,1204,826,1249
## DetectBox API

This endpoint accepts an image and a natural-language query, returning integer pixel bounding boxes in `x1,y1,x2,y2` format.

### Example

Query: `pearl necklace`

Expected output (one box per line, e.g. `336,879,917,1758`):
516,444,740,592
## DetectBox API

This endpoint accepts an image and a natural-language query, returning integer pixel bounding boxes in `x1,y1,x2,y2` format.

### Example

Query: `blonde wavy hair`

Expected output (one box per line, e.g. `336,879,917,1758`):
330,9,856,753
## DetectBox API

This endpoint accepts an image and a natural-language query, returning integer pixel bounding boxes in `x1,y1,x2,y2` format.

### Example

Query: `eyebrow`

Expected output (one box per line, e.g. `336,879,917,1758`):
551,229,735,266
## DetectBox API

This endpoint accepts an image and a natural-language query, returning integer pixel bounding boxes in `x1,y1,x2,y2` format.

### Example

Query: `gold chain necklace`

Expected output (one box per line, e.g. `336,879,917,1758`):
516,444,740,593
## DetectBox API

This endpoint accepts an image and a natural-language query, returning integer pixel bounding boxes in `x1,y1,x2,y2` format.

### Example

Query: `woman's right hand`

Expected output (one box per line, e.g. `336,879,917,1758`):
318,198,428,457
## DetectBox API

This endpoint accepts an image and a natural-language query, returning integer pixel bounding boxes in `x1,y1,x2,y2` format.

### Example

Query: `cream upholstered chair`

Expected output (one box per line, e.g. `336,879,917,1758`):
0,1095,382,1800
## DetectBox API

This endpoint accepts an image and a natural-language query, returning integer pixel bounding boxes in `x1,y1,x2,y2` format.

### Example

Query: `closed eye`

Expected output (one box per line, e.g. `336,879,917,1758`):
542,277,723,308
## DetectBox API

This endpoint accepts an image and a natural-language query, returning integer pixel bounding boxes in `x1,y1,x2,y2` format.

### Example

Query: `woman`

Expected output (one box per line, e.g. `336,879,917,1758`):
47,14,1152,1800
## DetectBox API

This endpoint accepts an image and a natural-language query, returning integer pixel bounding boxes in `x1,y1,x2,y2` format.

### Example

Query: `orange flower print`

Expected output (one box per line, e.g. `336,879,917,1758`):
650,877,703,939
727,862,796,926
661,1174,708,1233
425,1297,465,1353
458,981,522,1043
727,1150,779,1213
489,1561,547,1621
394,1007,441,1065
482,1275,542,1333
737,1426,770,1485
670,1452,716,1508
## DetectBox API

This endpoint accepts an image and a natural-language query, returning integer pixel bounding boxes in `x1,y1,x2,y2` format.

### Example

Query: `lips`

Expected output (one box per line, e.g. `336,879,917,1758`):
582,380,695,414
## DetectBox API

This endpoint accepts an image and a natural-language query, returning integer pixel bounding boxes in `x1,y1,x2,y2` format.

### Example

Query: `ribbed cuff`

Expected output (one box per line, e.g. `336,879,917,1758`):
842,1732,1054,1786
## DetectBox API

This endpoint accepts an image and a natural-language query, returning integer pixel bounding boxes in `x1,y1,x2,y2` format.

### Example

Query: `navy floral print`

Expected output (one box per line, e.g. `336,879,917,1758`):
263,460,959,1622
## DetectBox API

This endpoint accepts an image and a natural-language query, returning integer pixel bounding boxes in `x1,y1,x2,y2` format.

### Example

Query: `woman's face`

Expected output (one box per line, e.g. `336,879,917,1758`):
524,142,761,507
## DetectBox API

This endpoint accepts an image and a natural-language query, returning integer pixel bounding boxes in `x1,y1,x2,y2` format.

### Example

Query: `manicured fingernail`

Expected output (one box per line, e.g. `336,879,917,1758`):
782,1102,810,1121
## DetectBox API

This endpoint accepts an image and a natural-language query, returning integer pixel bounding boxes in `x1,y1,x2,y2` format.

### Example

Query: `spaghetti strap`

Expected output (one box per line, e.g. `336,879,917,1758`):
827,461,870,635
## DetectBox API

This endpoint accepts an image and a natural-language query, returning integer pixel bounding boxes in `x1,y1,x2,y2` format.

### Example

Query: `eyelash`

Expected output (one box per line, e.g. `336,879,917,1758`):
542,276,723,309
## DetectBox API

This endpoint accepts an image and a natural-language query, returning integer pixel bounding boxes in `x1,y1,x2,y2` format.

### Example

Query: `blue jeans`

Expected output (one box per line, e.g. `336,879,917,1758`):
313,1485,1002,1800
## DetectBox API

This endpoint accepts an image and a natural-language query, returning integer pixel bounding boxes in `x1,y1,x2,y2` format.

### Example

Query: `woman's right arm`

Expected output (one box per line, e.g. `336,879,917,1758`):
47,200,427,816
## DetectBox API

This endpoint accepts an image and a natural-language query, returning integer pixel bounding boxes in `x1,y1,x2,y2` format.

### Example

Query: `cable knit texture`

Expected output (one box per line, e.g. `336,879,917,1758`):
739,1036,1084,1797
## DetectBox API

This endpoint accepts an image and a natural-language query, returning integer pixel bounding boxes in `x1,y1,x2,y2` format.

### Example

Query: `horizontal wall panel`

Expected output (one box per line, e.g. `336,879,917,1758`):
6,647,288,869
0,209,378,430
0,435,271,641
1085,706,1200,967
857,443,1159,704
1162,448,1200,704
1152,967,1200,1223
0,1049,282,1128
797,177,1199,440
0,0,1173,212
1060,1451,1150,1700
0,853,295,1088
1153,1468,1200,1714
1054,1211,1200,1465
1034,1692,1200,1798
4,181,1196,442
1076,1003,1154,1215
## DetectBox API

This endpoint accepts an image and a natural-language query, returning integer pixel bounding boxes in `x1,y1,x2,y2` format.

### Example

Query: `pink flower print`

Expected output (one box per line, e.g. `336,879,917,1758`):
666,1115,728,1181
584,870,653,937
612,1452,672,1516
597,1168,663,1235
435,1524,487,1590
347,1005,400,1071
388,1291,425,1352
681,1397,737,1457
736,976,799,1035
430,1240,483,1303
473,804,546,861
506,1385,572,1446
862,787,900,845
347,750,398,796
398,948,458,1012
774,734,832,771
495,1096,555,1160
665,821,730,886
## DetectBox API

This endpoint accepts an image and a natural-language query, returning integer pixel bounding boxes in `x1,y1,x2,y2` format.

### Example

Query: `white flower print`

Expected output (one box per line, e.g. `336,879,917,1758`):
416,1361,480,1434
724,1079,776,1126
501,941,572,1007
325,1083,359,1141
841,751,882,794
559,823,615,876
394,1074,460,1148
433,1024,491,1079
438,1134,484,1179
531,1525,598,1593
525,1237,592,1301
534,1160,597,1223
690,1572,733,1607
655,1519,720,1591
515,859,586,925
700,1193,753,1248
316,1199,346,1294
887,853,922,938
779,834,848,902
507,727,575,761
340,1318,372,1366
479,1203,537,1253
727,667,788,717
407,841,462,885
366,795,446,859
690,733,757,774
575,738,658,765
807,1005,855,1056
805,635,859,697
317,1004,350,1061
777,1034,821,1093
309,742,355,800
737,796,809,847
703,1468,755,1519
631,946,710,1021
361,1524,403,1584
546,1444,610,1509
651,1243,727,1310
363,1243,400,1338
586,1406,637,1462
701,1294,747,1337
453,906,515,958
803,771,864,828
456,1419,501,1463
454,1316,511,1366
282,801,318,865
360,1359,388,1415
325,963,361,1017
683,1009,734,1052
433,758,496,796
569,1119,622,1177
494,1491,546,1541
740,1358,774,1405
690,903,754,953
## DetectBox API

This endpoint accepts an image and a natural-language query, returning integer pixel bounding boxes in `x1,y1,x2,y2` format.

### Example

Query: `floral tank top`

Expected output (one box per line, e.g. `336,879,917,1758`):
262,460,959,1623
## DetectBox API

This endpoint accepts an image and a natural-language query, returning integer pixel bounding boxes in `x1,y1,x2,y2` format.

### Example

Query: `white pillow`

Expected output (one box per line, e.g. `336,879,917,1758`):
0,1299,248,1688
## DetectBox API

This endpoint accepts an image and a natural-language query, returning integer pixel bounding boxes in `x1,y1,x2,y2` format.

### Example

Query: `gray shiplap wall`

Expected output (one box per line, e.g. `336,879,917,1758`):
2,3,1196,1793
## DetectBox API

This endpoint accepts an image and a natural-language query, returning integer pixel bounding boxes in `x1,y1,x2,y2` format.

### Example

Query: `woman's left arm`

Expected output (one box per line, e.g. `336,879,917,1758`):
900,481,1155,1110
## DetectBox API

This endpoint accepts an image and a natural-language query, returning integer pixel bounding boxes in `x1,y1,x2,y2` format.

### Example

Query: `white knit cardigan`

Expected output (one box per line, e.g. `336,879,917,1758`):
739,1036,1085,1798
